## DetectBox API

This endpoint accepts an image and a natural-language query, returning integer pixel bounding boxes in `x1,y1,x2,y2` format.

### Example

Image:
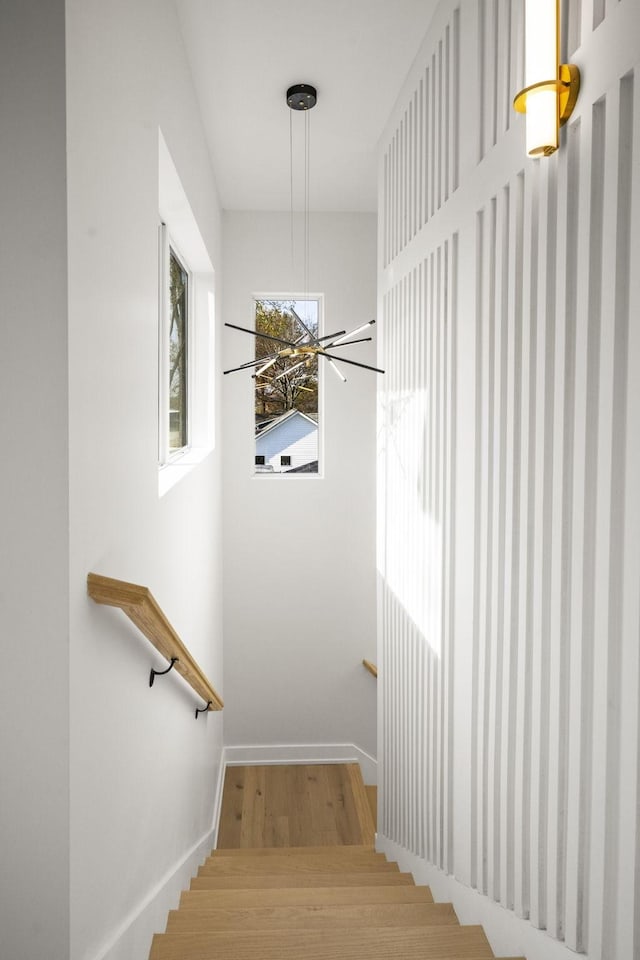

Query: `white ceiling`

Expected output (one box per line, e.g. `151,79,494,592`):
176,0,437,212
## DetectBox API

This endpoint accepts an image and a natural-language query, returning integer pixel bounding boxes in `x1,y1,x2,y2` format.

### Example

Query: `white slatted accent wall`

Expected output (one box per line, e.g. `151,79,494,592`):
382,10,460,266
377,2,640,958
379,241,457,870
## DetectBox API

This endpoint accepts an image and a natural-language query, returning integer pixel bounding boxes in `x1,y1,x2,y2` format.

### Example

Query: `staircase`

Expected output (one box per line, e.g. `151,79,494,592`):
149,847,525,959
148,766,523,959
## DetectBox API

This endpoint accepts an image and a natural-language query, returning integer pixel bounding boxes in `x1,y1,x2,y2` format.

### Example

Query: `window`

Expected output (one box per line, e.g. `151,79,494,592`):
158,130,216,494
159,223,191,462
254,298,321,476
255,455,265,465
168,247,188,452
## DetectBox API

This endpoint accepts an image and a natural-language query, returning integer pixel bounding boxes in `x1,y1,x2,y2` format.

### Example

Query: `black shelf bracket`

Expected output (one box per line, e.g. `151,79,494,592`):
149,657,178,687
195,700,212,720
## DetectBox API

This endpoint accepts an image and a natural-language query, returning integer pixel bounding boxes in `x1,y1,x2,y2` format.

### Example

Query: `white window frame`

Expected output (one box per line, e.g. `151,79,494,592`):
159,224,192,464
158,130,216,496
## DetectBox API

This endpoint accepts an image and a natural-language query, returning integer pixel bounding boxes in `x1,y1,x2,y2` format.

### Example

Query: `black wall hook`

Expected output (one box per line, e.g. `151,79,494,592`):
149,657,178,687
195,700,212,719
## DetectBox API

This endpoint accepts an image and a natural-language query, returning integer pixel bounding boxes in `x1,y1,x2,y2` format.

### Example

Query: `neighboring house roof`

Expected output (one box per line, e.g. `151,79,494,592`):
254,408,317,438
286,460,319,473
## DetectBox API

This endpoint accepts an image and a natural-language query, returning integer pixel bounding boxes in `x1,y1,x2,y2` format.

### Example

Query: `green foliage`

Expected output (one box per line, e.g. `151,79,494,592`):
254,300,318,419
169,251,188,448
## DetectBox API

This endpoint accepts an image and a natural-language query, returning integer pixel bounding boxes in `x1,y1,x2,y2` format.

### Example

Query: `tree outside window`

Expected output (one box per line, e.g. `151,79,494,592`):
169,249,188,451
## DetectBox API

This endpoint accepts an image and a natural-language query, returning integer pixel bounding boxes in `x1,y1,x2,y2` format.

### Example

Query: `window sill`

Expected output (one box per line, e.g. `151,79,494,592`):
251,472,324,481
158,446,212,497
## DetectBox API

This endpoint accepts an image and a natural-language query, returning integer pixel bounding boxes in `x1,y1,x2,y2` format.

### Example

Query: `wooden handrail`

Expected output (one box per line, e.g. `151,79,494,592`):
362,658,378,679
87,573,223,711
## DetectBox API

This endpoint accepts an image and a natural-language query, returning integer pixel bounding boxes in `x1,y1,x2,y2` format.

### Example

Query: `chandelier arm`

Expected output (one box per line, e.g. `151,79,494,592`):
325,337,373,348
317,330,346,342
331,320,375,346
274,358,309,379
328,359,347,383
319,351,385,374
242,353,280,368
225,322,298,348
231,353,279,371
289,307,316,342
254,355,282,377
223,354,279,375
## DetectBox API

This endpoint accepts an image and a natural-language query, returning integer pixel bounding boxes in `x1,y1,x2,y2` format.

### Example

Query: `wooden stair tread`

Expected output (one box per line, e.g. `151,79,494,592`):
165,902,458,931
365,785,377,829
180,885,434,909
198,854,398,875
211,844,376,857
190,871,415,889
149,925,494,960
345,763,376,846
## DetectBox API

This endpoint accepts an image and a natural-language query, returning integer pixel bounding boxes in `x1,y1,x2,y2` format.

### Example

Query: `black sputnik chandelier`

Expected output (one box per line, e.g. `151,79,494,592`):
223,83,384,383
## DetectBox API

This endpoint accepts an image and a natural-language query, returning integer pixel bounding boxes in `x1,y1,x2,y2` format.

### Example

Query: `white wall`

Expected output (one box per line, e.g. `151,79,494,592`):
65,2,225,959
377,2,640,959
222,211,378,762
0,3,70,958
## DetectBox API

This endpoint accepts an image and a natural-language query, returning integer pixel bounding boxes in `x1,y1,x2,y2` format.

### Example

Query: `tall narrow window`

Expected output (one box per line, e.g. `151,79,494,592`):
254,298,320,475
159,221,191,464
158,132,216,494
168,248,188,451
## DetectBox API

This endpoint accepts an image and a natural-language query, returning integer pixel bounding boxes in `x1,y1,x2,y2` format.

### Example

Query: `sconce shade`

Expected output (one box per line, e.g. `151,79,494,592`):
525,0,558,155
513,0,580,157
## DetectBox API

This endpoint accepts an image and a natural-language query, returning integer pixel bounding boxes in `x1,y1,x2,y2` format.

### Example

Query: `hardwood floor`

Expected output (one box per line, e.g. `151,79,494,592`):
217,763,375,848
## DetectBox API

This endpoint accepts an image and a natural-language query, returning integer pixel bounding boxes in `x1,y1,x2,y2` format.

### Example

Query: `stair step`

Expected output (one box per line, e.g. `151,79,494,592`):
179,885,434,910
210,844,377,857
165,901,458,931
198,853,397,876
346,763,376,846
365,785,377,828
190,871,416,890
149,924,494,959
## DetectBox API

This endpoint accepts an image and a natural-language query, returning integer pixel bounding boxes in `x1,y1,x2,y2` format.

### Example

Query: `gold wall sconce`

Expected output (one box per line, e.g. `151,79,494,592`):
513,0,580,157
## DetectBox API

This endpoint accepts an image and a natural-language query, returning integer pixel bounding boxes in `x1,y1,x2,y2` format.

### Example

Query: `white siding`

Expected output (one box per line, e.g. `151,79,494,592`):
378,2,640,959
256,414,318,472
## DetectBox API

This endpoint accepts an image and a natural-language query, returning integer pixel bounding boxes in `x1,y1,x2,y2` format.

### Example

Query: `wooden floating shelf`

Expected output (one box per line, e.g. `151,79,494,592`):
362,659,378,679
87,572,223,711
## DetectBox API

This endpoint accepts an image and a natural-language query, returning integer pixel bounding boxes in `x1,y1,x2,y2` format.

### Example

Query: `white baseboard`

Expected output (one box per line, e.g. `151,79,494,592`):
376,835,584,960
209,748,227,848
222,742,378,787
96,828,214,960
95,756,226,960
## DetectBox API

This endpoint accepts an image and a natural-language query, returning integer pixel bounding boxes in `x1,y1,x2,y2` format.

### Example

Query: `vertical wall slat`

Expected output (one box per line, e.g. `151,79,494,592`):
513,160,538,923
499,176,518,912
486,190,503,905
602,70,634,960
470,208,484,893
626,67,640,960
546,130,570,941
451,9,460,192
588,81,621,960
564,102,594,954
617,68,640,960
445,234,457,873
498,0,511,136
424,66,430,228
